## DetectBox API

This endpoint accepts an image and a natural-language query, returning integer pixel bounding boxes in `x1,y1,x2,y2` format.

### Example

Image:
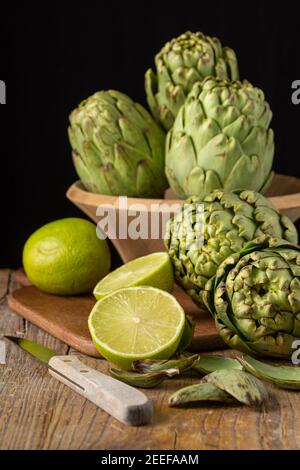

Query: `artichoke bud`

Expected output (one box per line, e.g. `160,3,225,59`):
145,31,240,130
165,77,275,199
207,237,300,358
68,90,167,197
165,190,298,307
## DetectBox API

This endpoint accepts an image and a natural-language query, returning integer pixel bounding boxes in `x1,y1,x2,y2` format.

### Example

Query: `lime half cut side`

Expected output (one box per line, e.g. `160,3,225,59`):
88,286,185,370
93,252,174,300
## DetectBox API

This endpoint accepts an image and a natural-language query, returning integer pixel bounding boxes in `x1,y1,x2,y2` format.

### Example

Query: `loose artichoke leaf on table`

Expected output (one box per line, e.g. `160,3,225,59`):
202,369,269,406
132,354,199,374
169,382,236,407
182,352,243,375
240,355,300,390
109,366,180,389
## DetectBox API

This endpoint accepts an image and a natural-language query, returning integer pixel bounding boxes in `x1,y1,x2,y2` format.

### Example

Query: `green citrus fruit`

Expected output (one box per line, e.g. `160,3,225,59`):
93,252,174,300
88,286,185,370
23,218,110,295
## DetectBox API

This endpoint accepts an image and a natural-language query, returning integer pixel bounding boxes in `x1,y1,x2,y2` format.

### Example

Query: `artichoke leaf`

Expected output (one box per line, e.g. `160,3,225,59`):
132,353,199,375
109,367,179,389
202,369,269,406
182,351,243,375
169,382,236,407
240,355,300,390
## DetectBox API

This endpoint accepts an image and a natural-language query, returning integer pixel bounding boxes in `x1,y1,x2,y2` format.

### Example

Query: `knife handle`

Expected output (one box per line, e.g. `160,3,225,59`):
48,355,153,426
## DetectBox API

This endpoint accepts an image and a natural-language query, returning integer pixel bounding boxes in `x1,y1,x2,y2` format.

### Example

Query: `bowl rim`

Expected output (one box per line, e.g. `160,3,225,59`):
66,174,300,212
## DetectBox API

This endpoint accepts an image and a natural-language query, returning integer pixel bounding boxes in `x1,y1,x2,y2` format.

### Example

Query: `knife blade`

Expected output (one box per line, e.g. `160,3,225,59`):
4,336,153,426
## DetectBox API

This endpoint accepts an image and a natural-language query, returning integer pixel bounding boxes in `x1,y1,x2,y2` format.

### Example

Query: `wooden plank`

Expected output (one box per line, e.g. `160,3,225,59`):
0,269,11,301
0,270,25,337
0,270,300,450
26,354,299,451
0,270,69,450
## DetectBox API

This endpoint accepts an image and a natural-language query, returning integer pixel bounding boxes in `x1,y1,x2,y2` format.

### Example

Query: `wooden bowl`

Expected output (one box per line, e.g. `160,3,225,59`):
67,173,300,263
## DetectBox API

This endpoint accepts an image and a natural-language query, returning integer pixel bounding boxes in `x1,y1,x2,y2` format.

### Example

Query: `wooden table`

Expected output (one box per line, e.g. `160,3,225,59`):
0,269,300,450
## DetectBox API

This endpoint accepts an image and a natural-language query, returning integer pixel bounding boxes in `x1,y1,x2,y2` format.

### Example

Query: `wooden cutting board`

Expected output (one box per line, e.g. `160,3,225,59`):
8,273,225,357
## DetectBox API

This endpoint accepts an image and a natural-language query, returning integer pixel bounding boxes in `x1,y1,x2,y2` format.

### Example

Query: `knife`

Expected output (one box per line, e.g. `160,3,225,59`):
4,336,153,426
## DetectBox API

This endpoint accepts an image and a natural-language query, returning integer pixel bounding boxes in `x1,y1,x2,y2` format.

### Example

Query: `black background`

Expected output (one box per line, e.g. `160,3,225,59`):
1,1,300,268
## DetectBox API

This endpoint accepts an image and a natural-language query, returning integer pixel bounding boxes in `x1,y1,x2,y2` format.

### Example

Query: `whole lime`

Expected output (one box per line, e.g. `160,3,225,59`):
23,218,111,295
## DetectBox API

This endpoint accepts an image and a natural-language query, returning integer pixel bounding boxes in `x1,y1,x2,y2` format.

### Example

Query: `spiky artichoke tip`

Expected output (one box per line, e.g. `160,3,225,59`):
165,76,274,199
68,90,168,198
164,189,298,306
204,236,300,359
145,31,239,131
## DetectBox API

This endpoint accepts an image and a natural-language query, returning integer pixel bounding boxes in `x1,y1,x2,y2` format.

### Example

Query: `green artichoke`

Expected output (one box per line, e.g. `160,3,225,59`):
164,190,298,306
205,236,300,358
68,90,168,197
145,31,239,131
165,77,274,199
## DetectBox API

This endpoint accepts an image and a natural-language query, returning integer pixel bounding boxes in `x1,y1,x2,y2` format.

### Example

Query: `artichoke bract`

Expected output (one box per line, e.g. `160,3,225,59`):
145,31,239,131
165,77,274,199
205,237,300,359
68,90,168,197
164,190,298,306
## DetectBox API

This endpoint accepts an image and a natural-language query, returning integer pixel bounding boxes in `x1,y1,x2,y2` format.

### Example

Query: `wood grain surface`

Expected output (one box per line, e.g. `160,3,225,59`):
1,269,300,450
7,283,225,357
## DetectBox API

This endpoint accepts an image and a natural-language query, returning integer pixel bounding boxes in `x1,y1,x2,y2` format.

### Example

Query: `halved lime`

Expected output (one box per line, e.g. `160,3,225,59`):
93,252,174,300
88,286,185,369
